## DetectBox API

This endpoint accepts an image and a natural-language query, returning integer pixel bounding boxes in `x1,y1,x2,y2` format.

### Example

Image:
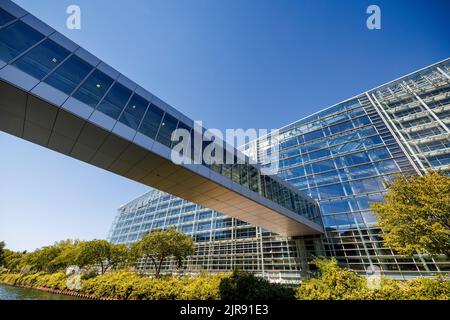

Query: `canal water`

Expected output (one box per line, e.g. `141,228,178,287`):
0,284,84,300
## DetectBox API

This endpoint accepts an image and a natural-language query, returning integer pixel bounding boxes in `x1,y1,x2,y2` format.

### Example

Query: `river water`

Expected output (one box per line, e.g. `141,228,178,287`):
0,284,84,300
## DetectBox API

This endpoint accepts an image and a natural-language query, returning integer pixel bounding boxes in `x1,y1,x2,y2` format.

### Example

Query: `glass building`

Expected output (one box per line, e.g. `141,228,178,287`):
0,0,448,283
109,59,450,282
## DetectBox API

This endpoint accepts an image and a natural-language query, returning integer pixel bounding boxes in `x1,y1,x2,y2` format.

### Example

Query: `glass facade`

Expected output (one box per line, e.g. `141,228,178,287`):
244,60,450,278
108,189,324,284
110,60,450,281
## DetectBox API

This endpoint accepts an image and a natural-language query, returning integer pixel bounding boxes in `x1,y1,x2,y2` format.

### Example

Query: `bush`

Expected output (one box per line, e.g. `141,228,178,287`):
81,270,142,299
295,258,369,300
295,258,450,300
219,270,295,300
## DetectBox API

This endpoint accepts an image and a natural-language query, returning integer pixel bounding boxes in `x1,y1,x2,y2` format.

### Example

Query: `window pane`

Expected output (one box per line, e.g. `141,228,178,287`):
0,21,44,63
96,82,132,119
118,93,148,129
44,55,93,94
73,69,113,108
138,103,164,139
13,39,70,80
0,8,15,26
156,112,178,147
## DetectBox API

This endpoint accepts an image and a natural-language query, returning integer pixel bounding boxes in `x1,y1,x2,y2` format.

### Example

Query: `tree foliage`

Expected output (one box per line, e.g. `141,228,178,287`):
77,240,130,274
295,258,368,300
371,172,450,256
0,241,5,267
131,228,195,277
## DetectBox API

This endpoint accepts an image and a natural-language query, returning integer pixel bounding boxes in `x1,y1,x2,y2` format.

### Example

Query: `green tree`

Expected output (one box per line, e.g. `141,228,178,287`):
371,172,450,256
77,240,130,274
295,258,369,300
0,241,5,266
131,229,195,277
19,240,80,273
48,240,83,271
2,249,26,272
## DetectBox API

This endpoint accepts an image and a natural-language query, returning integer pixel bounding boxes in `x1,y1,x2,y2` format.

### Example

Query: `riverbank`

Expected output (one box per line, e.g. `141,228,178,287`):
0,270,293,300
0,283,110,300
0,284,86,300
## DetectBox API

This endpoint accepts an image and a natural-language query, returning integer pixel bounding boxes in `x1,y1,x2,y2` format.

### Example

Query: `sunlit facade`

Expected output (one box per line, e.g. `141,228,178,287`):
109,59,450,281
109,190,323,283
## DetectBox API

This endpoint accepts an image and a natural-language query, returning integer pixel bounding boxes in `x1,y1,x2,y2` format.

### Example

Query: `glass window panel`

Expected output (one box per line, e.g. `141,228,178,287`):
303,129,324,142
311,159,336,173
138,103,164,139
333,214,354,228
347,164,377,179
308,149,331,161
351,178,384,194
96,82,132,119
329,120,354,134
353,116,371,127
44,54,93,94
320,199,353,214
341,152,370,166
367,148,391,161
73,69,114,108
318,184,345,199
374,160,399,174
118,93,148,129
13,39,70,80
0,21,44,63
156,112,178,147
0,8,15,26
196,221,212,231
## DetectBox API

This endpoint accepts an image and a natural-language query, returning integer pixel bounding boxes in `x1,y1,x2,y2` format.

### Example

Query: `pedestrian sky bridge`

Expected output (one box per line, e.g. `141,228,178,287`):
0,0,323,236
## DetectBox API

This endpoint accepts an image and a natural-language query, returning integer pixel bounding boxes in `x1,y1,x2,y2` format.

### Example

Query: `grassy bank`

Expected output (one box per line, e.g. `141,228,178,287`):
1,259,448,300
0,270,294,300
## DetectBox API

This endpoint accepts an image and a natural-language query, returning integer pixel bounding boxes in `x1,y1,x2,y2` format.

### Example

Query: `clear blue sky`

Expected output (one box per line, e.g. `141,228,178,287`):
1,0,449,251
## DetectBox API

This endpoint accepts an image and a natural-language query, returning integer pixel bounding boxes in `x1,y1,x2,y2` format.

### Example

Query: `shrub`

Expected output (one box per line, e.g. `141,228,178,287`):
178,273,225,300
295,258,369,300
295,258,450,300
219,270,295,300
81,270,142,299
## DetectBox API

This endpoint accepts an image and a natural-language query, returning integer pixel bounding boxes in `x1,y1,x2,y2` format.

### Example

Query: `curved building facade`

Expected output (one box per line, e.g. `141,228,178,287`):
109,59,450,282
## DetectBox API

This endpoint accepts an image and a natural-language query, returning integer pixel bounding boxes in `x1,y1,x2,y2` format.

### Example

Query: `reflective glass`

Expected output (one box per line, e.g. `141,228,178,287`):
329,120,354,134
350,177,384,194
367,148,391,161
156,112,178,147
317,184,346,199
138,103,164,139
13,39,70,80
311,159,336,173
341,152,369,166
303,129,324,142
118,93,148,129
0,8,15,26
44,54,93,94
0,21,44,63
73,69,114,108
96,82,132,119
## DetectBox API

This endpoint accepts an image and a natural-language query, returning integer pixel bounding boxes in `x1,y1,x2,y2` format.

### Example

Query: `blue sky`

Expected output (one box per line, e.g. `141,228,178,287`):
1,0,449,251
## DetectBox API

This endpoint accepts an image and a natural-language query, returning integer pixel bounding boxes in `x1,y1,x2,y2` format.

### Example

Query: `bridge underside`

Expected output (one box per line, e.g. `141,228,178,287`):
0,79,323,236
